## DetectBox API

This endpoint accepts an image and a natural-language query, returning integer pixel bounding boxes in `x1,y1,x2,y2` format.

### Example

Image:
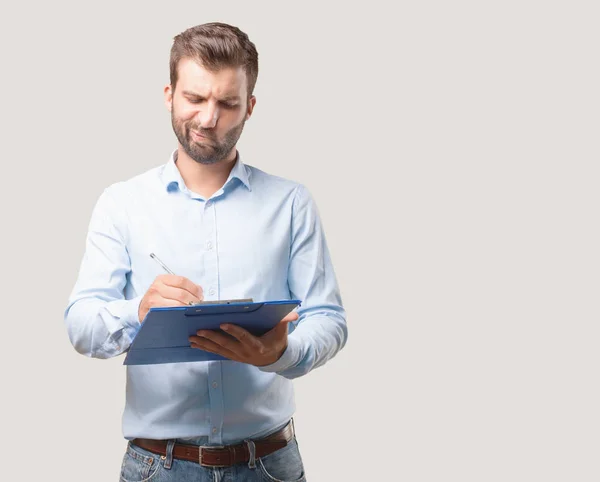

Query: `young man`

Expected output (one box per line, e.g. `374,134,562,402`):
64,22,347,481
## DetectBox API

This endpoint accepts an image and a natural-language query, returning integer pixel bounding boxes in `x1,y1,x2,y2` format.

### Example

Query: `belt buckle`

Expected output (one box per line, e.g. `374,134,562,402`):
198,445,227,467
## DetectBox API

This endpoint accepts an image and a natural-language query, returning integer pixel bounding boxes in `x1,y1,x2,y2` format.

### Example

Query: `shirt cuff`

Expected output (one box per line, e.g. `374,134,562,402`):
104,295,144,340
258,336,301,374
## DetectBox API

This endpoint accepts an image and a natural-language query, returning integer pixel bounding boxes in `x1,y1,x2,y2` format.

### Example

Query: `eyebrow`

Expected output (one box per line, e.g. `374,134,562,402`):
182,90,241,102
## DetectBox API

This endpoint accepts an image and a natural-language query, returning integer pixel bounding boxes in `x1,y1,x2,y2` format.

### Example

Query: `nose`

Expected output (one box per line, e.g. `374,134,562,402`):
197,101,219,129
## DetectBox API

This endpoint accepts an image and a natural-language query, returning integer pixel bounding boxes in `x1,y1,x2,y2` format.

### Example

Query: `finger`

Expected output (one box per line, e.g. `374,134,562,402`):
190,337,240,361
270,319,291,335
158,275,203,300
255,320,290,343
267,312,298,330
281,311,299,323
140,295,188,322
155,284,201,305
151,298,188,308
219,324,263,350
190,330,239,351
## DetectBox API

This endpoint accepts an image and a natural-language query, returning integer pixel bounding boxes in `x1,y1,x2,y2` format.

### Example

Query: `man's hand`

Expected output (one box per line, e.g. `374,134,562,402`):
138,275,203,323
188,311,300,366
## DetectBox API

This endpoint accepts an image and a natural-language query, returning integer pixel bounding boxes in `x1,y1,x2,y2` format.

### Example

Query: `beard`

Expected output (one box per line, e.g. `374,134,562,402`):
171,109,245,165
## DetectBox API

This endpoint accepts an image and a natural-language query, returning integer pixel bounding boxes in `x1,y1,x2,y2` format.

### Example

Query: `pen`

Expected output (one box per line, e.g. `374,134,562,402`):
149,252,175,275
150,253,195,305
149,253,253,306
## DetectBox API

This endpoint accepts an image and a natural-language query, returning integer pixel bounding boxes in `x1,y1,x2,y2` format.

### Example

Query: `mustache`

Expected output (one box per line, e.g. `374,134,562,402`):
187,124,216,141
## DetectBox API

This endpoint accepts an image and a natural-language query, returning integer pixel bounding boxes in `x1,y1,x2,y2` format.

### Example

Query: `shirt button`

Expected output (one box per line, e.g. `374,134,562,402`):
212,427,217,434
212,382,218,388
209,288,216,296
207,241,213,250
206,201,212,207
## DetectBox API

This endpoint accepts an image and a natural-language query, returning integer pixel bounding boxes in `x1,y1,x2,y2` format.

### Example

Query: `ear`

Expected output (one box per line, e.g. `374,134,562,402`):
245,95,256,121
164,84,173,112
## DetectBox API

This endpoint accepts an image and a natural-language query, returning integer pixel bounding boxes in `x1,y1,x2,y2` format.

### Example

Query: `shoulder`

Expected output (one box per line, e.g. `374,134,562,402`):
244,166,321,226
102,164,164,203
245,164,307,198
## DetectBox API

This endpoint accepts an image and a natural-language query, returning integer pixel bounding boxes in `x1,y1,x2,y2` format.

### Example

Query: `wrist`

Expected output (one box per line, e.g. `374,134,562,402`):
259,343,287,367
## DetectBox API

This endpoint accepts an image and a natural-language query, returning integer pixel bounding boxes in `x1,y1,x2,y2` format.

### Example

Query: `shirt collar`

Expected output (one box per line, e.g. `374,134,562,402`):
160,149,252,193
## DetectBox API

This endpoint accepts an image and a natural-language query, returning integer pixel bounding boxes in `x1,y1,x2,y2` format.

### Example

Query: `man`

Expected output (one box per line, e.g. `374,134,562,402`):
64,22,347,481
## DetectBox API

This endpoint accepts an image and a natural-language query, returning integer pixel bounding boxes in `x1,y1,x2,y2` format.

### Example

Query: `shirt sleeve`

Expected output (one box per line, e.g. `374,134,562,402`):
259,184,348,378
64,187,143,359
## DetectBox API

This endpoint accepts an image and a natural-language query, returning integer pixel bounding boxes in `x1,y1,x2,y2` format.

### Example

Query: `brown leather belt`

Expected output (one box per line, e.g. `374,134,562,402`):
131,421,294,467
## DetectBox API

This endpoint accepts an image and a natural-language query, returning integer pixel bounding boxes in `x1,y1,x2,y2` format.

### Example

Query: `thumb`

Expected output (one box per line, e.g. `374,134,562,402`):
281,311,299,323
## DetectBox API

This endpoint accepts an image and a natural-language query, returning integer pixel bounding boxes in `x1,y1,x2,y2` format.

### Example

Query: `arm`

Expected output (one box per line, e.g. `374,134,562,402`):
63,187,142,359
259,184,348,379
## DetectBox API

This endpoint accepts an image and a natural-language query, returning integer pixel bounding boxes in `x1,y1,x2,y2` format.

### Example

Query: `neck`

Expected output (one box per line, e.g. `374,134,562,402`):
175,146,238,198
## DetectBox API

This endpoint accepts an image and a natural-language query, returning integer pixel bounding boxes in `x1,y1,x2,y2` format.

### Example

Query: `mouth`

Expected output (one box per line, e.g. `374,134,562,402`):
191,130,211,142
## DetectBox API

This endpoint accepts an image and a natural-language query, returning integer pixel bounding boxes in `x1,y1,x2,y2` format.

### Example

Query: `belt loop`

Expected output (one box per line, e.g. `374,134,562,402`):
245,439,256,469
163,440,176,469
290,417,295,437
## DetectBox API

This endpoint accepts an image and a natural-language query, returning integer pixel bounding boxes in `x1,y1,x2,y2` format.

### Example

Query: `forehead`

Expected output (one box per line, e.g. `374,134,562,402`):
176,57,248,98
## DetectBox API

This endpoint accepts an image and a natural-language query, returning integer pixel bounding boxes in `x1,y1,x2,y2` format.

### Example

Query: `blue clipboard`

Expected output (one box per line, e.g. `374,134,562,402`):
123,299,301,365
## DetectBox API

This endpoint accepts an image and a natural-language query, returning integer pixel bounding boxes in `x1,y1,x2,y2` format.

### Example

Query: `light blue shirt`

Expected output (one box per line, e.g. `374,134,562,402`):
64,150,347,444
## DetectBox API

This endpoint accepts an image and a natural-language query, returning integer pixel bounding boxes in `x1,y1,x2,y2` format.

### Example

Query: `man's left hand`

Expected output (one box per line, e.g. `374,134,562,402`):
189,311,299,366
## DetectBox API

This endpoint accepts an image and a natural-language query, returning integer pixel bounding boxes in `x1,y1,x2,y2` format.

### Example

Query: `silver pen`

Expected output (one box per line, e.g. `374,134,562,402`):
150,253,197,305
150,252,253,305
149,252,175,275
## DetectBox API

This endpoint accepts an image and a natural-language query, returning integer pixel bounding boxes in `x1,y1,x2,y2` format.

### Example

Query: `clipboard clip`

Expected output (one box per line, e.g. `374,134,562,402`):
184,300,262,316
188,298,254,306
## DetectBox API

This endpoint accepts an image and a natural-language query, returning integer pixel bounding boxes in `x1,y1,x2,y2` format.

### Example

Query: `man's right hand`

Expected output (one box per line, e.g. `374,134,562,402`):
138,275,203,323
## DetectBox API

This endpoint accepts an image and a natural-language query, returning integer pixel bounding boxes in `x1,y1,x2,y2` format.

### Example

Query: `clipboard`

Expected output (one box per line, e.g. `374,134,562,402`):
123,299,302,365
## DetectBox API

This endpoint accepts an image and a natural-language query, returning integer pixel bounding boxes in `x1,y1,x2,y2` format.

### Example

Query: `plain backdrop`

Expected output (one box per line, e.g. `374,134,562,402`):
0,1,598,481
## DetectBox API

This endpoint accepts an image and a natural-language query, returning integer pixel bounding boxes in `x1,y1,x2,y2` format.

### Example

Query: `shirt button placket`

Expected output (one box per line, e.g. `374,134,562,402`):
204,199,218,301
205,198,223,444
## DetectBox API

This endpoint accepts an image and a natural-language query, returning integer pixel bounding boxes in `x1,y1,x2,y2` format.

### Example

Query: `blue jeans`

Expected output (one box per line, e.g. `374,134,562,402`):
119,433,306,481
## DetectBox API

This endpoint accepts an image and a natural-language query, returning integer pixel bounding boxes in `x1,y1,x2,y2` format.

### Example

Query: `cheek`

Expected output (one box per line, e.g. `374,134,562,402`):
220,111,245,130
173,101,198,121
179,107,199,121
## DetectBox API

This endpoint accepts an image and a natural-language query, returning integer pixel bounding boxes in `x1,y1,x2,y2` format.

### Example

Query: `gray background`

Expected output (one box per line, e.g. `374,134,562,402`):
0,1,598,481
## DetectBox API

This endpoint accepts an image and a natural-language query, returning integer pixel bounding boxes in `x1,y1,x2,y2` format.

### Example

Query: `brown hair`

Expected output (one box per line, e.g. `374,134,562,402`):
170,22,259,97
